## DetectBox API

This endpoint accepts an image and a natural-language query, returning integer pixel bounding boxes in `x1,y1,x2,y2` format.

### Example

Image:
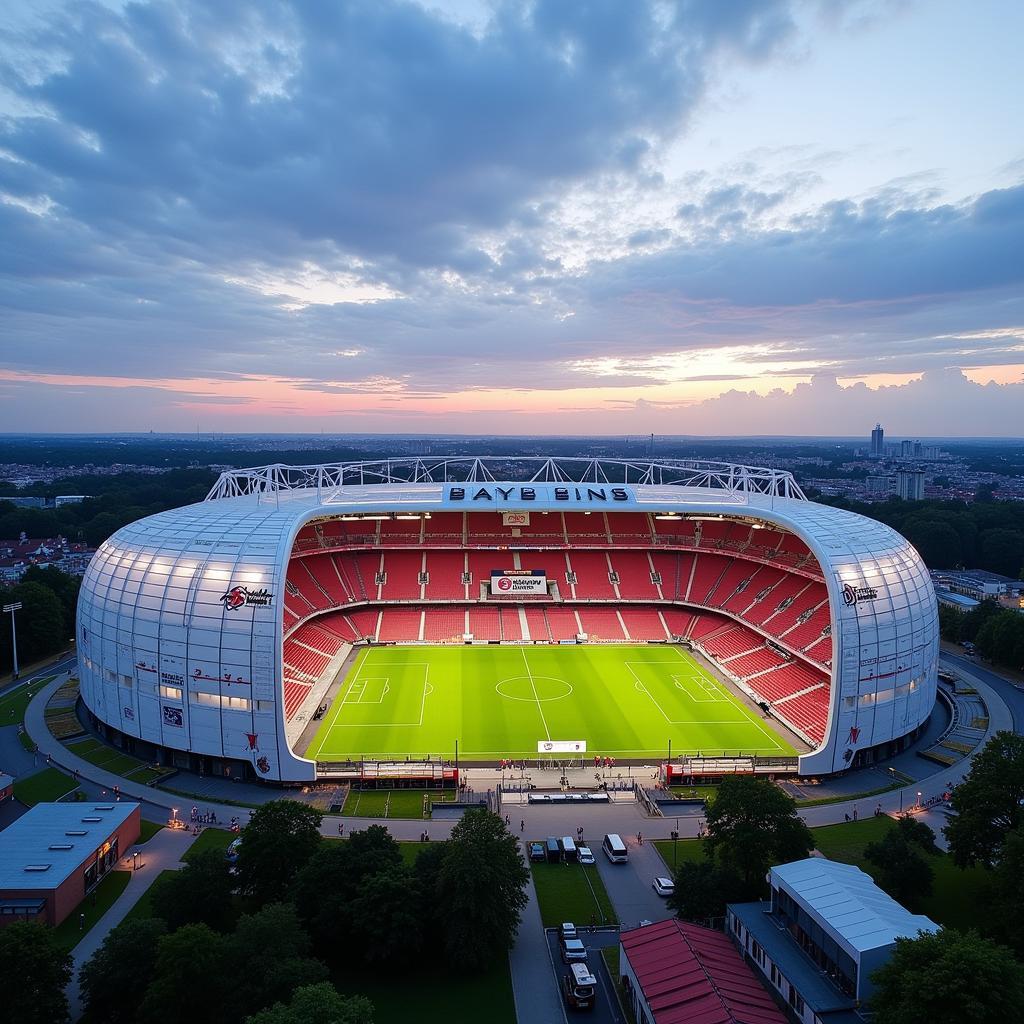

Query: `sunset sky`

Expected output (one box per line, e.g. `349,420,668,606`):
2,0,1023,435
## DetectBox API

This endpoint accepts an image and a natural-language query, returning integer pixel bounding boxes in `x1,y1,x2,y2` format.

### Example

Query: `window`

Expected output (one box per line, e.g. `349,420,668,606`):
159,684,182,700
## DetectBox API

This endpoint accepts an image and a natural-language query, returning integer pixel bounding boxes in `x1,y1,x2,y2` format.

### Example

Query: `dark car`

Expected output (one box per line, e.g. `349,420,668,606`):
528,842,546,862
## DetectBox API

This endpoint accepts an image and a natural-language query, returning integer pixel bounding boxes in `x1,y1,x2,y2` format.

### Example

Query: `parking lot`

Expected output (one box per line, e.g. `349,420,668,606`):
545,926,626,1024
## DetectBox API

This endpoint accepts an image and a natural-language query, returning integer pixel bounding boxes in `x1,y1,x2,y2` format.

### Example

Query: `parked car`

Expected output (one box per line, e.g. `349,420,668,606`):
578,845,595,864
560,922,578,941
562,963,597,1010
529,842,546,862
561,938,588,963
653,876,675,897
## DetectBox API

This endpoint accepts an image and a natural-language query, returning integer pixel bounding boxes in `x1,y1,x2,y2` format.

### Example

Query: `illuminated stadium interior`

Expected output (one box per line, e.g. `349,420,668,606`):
77,459,939,782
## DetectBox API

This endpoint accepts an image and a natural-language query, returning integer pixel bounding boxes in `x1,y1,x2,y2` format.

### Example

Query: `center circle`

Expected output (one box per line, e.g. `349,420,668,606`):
495,676,573,702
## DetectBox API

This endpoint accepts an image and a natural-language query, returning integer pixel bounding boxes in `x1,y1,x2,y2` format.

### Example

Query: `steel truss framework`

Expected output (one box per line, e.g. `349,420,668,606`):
206,457,807,503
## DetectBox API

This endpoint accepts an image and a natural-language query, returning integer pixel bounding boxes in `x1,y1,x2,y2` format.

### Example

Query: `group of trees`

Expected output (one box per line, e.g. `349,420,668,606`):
0,468,216,549
822,495,1024,579
5,801,528,1024
0,565,81,674
938,601,1024,671
667,776,815,921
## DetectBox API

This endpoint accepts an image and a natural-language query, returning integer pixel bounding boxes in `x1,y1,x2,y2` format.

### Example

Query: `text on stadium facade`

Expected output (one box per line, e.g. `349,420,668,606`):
445,484,635,505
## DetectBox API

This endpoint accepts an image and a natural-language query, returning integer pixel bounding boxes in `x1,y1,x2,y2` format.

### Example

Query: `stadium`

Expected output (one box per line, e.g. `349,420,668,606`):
75,458,939,784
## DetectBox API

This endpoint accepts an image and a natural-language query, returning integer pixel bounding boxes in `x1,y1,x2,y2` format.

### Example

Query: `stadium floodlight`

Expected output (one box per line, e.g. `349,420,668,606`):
3,601,22,679
394,514,423,520
687,514,726,521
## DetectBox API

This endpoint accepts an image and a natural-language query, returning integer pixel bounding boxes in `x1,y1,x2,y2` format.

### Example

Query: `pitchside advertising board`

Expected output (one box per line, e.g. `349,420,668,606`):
490,569,547,595
538,740,588,753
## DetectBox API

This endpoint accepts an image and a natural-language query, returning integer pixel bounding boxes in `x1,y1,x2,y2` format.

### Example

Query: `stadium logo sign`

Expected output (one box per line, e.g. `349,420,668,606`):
447,485,631,503
220,585,273,611
842,583,878,606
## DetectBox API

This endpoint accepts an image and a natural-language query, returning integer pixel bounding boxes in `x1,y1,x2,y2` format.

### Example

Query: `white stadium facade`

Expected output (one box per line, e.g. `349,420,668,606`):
76,459,939,783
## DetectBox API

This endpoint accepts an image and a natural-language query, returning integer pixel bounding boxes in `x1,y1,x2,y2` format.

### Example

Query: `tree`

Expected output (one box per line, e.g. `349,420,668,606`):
987,823,1024,957
979,528,1024,579
865,822,935,911
945,731,1024,868
349,865,423,964
974,610,1024,670
435,809,529,970
705,777,814,890
139,923,229,1024
149,848,236,932
290,824,402,958
235,800,323,905
872,929,1024,1024
80,918,167,1024
225,903,328,1020
668,860,749,922
246,982,374,1024
0,921,73,1024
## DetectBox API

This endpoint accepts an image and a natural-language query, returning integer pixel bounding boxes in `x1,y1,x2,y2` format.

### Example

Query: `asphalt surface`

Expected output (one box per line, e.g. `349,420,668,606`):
545,928,626,1024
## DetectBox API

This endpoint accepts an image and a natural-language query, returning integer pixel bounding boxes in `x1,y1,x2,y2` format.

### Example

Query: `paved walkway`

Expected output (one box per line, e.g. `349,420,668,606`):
508,861,567,1024
65,825,198,1021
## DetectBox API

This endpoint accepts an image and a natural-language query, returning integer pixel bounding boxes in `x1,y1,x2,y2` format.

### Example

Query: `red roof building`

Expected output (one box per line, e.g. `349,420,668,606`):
619,918,788,1024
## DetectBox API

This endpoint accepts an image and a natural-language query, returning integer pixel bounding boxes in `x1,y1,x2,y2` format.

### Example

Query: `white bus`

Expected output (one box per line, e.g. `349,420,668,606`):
602,833,628,863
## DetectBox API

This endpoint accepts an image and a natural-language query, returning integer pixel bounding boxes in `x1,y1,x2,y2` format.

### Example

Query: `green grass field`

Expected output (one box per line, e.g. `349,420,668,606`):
305,644,794,761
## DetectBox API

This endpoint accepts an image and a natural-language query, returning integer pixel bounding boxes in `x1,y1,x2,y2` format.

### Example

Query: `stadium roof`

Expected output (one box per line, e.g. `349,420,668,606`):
0,802,138,890
620,917,788,1024
770,858,938,955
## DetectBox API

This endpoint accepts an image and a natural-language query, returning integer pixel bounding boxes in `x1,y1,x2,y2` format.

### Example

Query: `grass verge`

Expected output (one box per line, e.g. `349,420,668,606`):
342,788,452,818
333,957,516,1024
121,869,178,924
0,675,56,723
13,767,78,806
529,860,617,927
181,827,234,862
137,819,164,844
53,870,131,951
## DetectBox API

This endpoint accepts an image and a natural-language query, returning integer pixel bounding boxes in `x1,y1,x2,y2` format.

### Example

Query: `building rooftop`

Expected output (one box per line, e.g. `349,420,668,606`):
620,917,788,1024
729,902,856,1015
0,801,138,890
771,859,938,956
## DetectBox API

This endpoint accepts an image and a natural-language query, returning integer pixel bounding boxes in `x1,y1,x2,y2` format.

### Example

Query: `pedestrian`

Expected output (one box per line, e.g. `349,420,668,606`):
875,803,882,817
852,807,858,822
337,823,344,837
520,819,525,832
636,831,643,846
505,814,510,826
844,812,850,823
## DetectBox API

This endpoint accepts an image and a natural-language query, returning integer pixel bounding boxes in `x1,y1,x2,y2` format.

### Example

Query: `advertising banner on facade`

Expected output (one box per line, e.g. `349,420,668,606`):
502,511,530,526
490,570,547,595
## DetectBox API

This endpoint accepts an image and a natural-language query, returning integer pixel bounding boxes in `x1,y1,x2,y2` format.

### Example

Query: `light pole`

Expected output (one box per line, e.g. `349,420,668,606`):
917,791,922,810
3,602,22,680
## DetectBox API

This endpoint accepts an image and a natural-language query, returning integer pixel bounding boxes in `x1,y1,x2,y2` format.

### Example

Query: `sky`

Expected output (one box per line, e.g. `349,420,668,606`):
1,0,1023,436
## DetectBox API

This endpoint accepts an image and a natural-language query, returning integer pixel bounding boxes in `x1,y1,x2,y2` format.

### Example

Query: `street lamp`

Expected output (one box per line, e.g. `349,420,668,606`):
3,602,22,680
917,791,922,810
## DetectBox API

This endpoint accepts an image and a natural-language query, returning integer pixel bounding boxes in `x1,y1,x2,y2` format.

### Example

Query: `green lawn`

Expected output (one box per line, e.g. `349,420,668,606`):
529,859,618,927
341,788,454,818
53,870,132,951
138,819,165,843
12,767,78,805
306,644,794,761
0,675,56,724
121,869,178,924
181,827,235,862
66,736,149,776
333,957,516,1024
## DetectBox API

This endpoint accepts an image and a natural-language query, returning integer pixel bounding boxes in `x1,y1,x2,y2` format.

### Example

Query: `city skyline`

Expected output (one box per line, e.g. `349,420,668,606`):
2,1,1023,434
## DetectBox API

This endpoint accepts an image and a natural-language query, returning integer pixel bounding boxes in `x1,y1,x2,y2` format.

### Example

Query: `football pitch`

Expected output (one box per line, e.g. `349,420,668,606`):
304,644,796,762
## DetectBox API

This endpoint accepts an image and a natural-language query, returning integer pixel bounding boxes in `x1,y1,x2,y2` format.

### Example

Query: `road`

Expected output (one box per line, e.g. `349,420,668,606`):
544,928,625,1024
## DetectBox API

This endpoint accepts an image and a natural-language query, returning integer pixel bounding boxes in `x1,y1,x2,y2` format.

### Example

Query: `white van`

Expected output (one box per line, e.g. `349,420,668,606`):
603,832,628,863
561,836,578,862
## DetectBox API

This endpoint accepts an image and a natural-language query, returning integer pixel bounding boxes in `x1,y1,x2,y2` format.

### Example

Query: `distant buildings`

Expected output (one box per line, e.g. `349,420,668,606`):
0,534,96,584
870,423,884,457
896,469,925,501
932,569,1024,603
